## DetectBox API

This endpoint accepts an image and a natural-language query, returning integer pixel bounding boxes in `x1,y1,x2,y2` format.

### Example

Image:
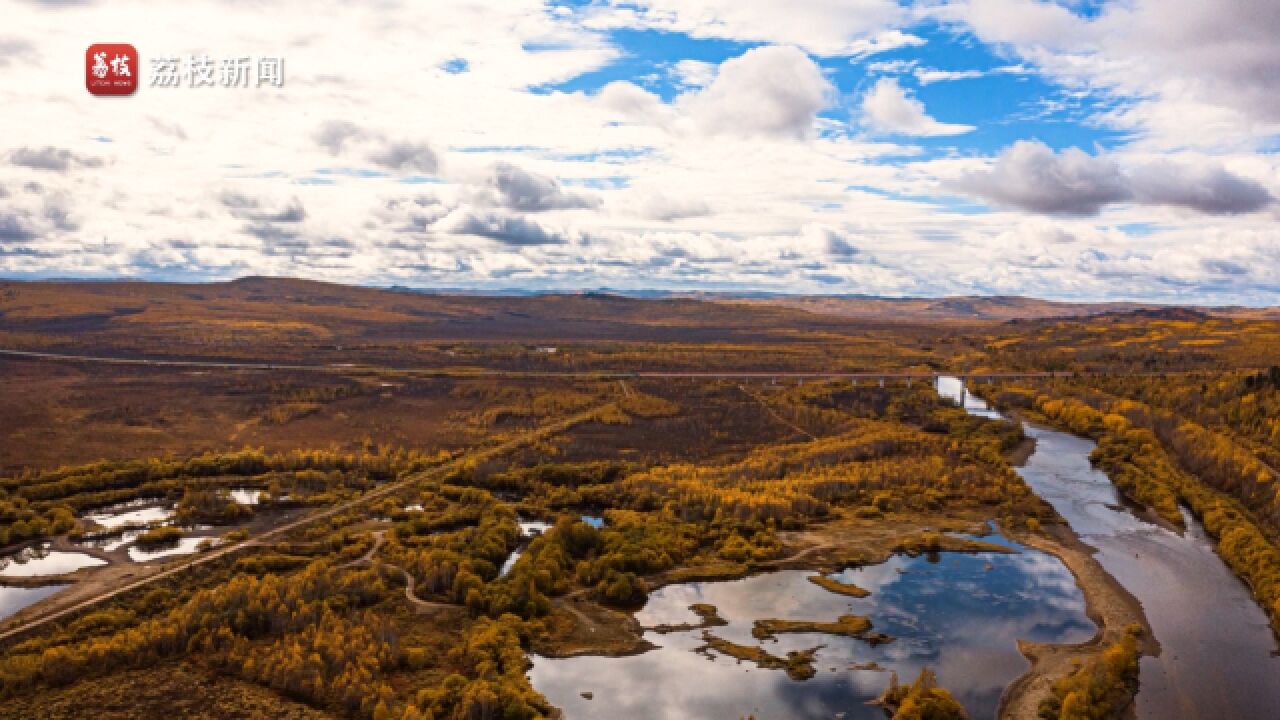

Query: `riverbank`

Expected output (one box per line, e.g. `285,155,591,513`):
997,522,1156,720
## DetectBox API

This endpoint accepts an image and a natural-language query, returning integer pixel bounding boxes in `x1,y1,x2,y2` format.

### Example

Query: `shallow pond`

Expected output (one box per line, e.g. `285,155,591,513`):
519,519,553,537
229,488,264,505
77,529,143,553
941,377,1280,719
83,502,173,529
529,534,1095,719
0,544,107,577
127,535,219,562
0,583,67,621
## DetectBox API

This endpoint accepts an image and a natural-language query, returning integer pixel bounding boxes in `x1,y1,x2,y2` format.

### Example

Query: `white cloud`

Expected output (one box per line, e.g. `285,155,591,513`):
584,0,908,56
947,0,1280,149
914,68,985,84
595,81,670,125
860,78,975,136
953,140,1275,216
848,30,928,59
630,193,711,221
682,45,832,140
668,59,716,89
0,0,1276,303
464,162,599,212
949,0,1091,50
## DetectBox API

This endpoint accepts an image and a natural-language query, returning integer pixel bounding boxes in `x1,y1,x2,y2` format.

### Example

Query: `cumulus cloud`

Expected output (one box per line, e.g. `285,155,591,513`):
955,140,1274,216
668,59,716,89
311,121,438,175
596,81,669,125
800,223,866,263
684,45,831,139
314,120,366,155
438,208,569,246
219,192,308,245
634,193,710,221
1201,258,1248,276
955,0,1091,49
952,0,1280,146
954,141,1128,215
42,193,77,232
0,37,36,68
367,141,439,175
467,162,599,212
860,78,974,136
0,190,80,248
377,195,449,234
826,234,860,259
0,213,36,243
1127,162,1274,215
8,146,102,172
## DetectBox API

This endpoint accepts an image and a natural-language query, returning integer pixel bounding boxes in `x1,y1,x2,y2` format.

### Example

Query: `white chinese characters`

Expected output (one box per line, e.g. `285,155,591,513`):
93,52,131,79
148,55,285,88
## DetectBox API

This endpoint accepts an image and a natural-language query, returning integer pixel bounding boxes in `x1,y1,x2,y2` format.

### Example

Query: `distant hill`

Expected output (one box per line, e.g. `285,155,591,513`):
0,279,1273,347
725,295,1274,322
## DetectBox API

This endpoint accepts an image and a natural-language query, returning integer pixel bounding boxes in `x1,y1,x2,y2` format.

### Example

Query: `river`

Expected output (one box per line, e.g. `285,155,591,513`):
941,376,1280,719
527,378,1280,719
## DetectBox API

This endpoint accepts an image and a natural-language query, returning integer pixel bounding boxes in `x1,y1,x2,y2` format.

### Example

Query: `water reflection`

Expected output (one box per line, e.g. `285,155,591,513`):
1018,425,1280,720
229,488,264,505
0,583,67,621
935,376,1003,420
529,538,1094,720
127,535,218,562
83,502,173,529
520,519,553,537
0,544,106,577
942,375,1280,719
78,529,142,553
499,550,523,578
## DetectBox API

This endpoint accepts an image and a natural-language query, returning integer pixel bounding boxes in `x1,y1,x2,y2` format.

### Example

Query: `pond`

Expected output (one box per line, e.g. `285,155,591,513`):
520,519,553,537
127,535,219,562
0,544,107,577
77,528,143,553
0,583,68,621
529,533,1095,719
229,488,264,505
82,501,173,529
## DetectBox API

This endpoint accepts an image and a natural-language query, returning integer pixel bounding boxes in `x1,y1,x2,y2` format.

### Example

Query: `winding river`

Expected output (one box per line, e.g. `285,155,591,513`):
941,377,1280,719
529,377,1280,718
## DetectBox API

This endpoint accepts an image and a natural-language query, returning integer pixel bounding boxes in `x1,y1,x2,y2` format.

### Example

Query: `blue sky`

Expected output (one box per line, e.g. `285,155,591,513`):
1,0,1278,303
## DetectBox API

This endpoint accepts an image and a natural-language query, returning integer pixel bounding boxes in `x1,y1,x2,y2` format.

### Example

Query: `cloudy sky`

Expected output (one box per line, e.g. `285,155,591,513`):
2,0,1278,303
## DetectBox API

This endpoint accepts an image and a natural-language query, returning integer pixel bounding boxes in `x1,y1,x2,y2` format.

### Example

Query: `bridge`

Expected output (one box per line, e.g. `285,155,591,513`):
0,349,1082,382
